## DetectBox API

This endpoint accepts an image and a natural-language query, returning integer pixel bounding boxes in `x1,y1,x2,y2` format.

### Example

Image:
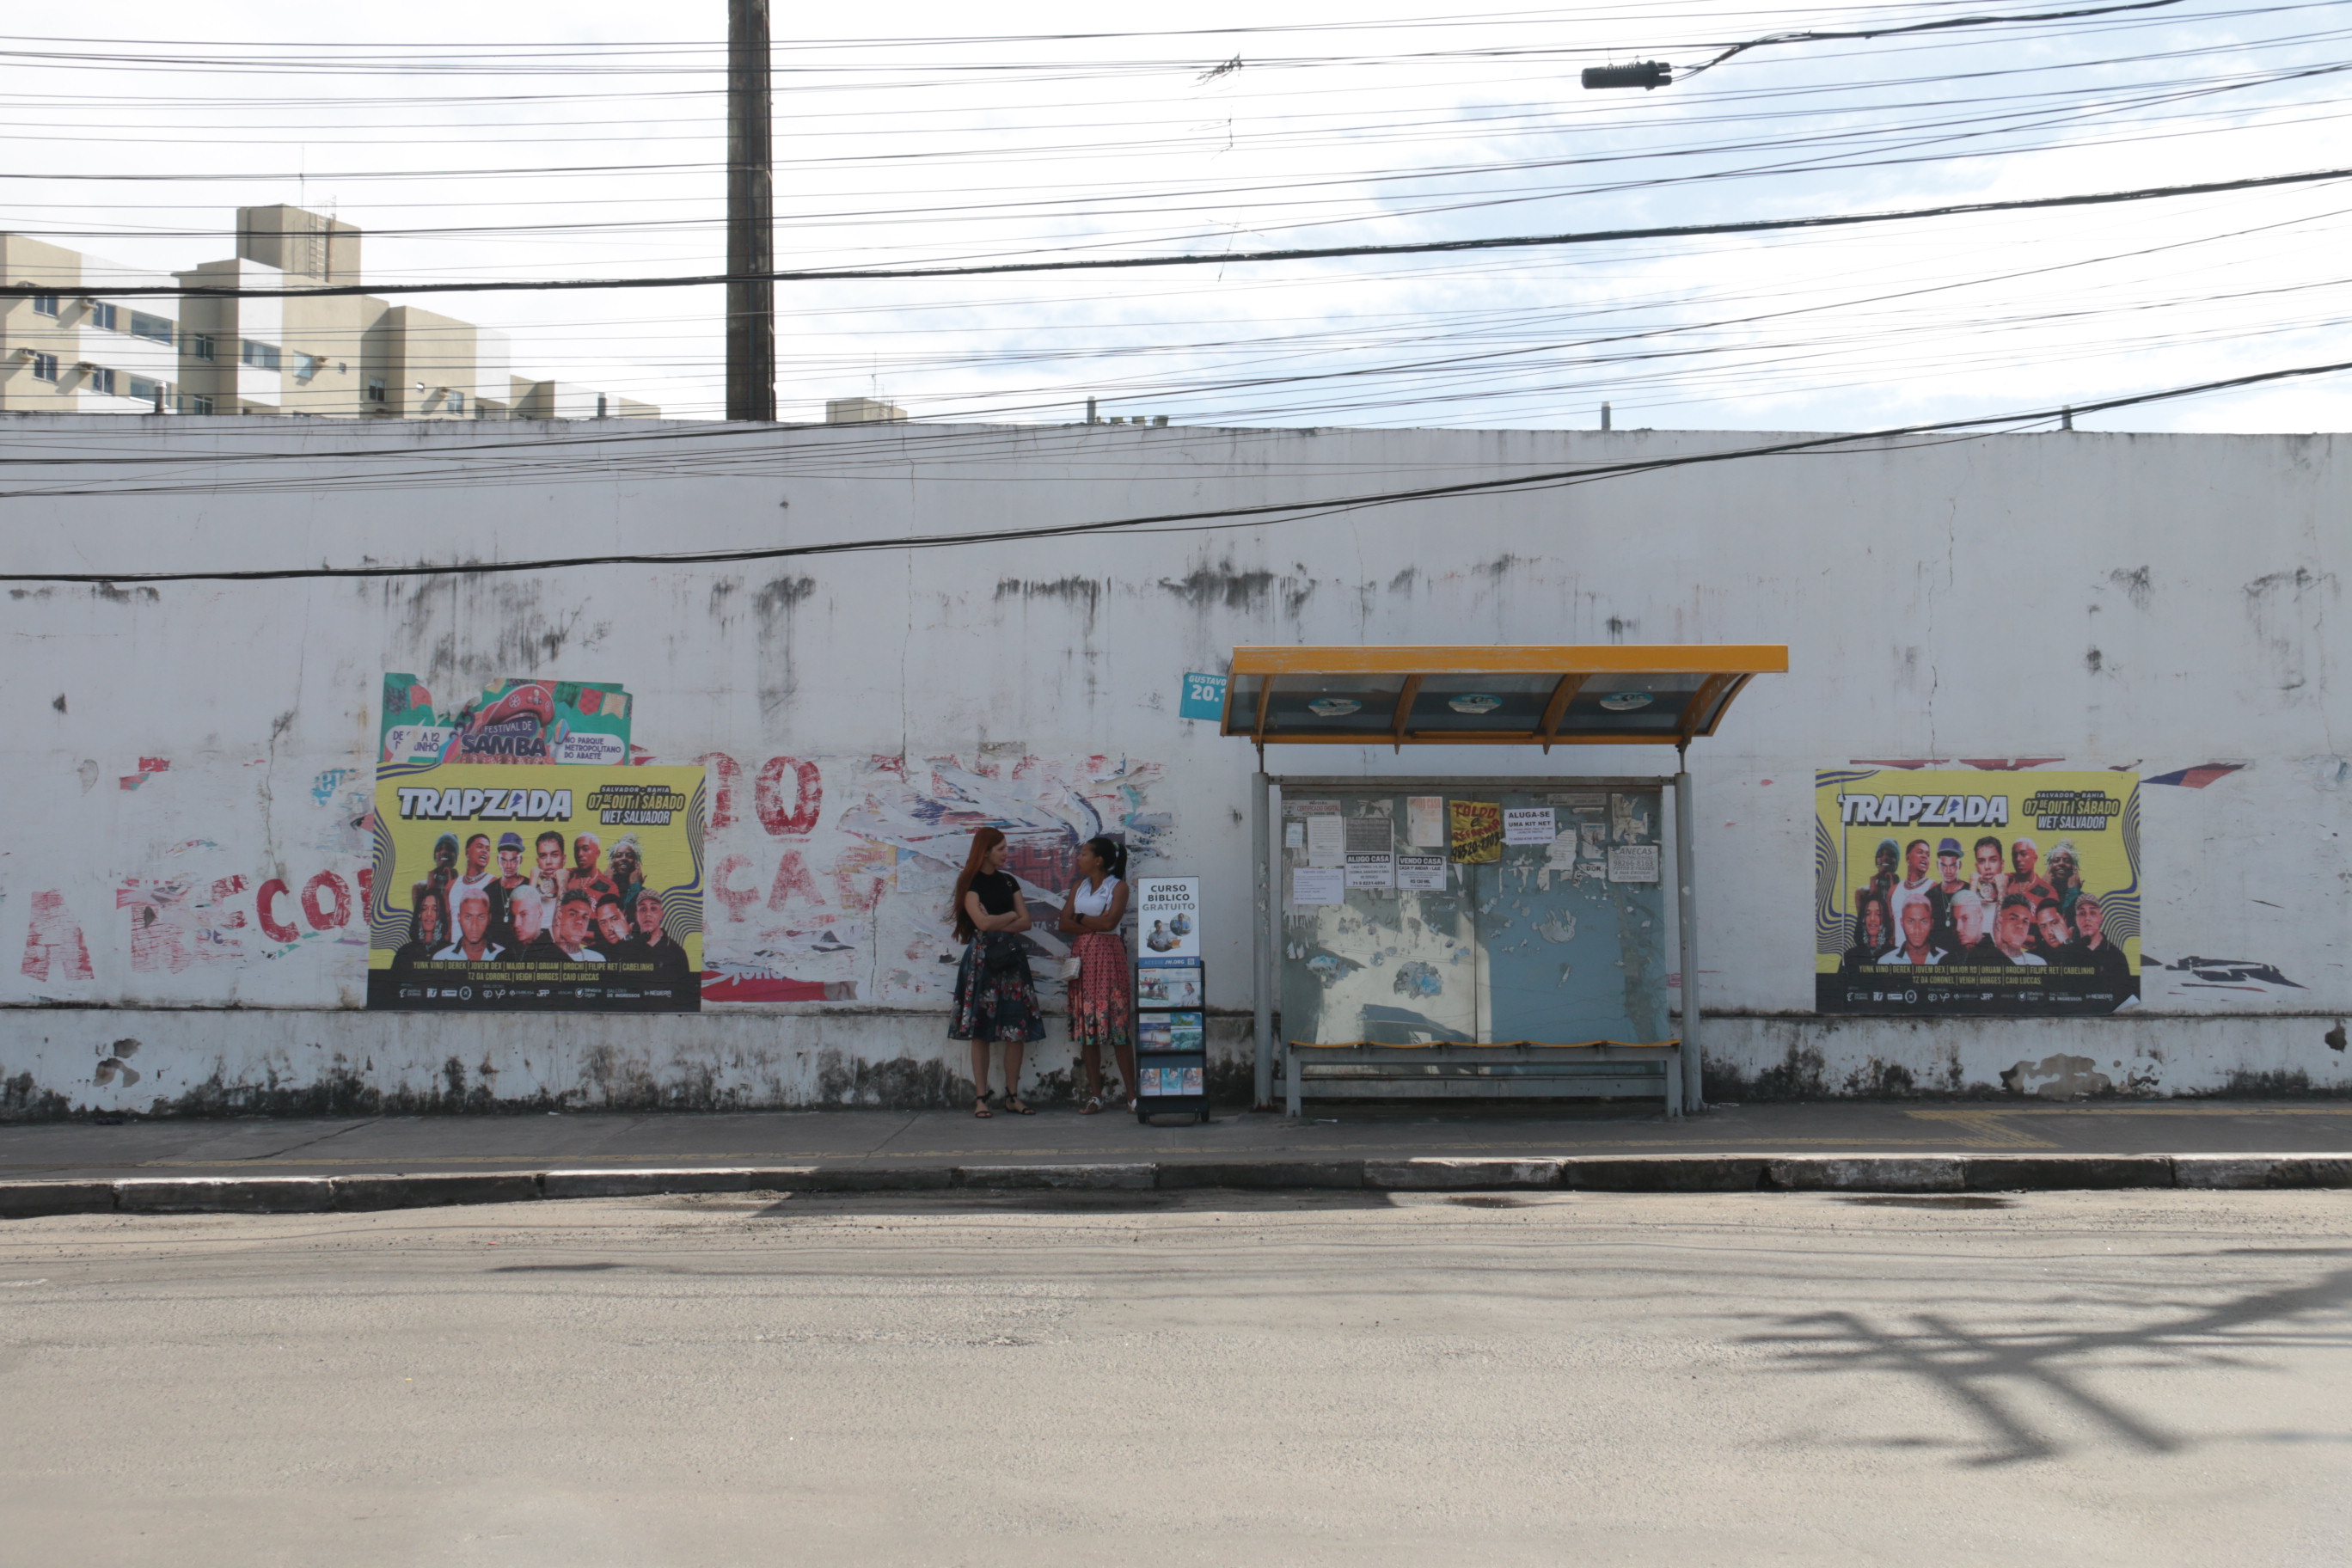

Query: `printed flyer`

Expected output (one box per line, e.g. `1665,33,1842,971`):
366,763,705,1011
1449,799,1501,863
379,672,634,768
1815,769,2139,1014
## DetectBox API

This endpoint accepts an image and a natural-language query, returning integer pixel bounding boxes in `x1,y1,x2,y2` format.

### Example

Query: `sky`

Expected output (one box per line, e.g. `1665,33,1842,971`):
8,0,2352,432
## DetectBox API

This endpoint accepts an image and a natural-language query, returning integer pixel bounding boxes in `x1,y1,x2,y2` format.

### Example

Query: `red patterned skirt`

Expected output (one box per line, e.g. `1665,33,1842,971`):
1067,932,1133,1052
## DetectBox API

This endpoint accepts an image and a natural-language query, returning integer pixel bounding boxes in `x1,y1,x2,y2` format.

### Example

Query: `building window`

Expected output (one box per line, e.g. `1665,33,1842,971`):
31,292,60,317
292,352,322,383
127,376,163,405
185,334,215,362
178,392,213,414
30,352,58,382
128,311,173,345
449,389,465,414
89,365,117,395
240,339,280,371
365,378,386,404
89,303,118,332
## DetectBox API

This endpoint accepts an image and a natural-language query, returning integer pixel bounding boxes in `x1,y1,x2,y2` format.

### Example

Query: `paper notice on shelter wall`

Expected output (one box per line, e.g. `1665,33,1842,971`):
1406,796,1445,847
1449,801,1501,863
1396,854,1448,892
1503,806,1556,845
1608,844,1661,883
1291,866,1345,905
1344,816,1393,855
1283,822,1306,850
1304,815,1345,867
1345,853,1394,891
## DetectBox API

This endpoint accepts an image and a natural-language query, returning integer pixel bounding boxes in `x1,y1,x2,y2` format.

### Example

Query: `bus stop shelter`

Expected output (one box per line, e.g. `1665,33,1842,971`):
1222,645,1785,1115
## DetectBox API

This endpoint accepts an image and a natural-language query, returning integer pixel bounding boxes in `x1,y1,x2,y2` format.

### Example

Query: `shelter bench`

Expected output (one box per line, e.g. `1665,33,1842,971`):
1283,1042,1683,1118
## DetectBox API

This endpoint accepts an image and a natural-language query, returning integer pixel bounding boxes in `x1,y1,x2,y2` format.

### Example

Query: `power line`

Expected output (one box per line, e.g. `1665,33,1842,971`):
3,353,2344,582
15,164,2349,300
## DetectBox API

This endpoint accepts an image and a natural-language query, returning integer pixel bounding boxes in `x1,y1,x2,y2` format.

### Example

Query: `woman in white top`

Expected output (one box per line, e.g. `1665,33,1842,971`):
1057,836,1136,1114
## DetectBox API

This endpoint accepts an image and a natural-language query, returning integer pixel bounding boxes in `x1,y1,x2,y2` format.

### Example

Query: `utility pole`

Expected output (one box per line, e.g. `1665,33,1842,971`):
726,0,775,421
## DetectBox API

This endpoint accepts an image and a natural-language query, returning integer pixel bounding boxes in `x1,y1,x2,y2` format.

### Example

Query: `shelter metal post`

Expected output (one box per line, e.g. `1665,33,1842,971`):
1673,765,1704,1114
1252,771,1274,1110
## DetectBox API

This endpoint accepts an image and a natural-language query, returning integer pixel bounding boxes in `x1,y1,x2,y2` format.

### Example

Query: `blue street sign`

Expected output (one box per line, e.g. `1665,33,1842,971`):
1179,671,1228,721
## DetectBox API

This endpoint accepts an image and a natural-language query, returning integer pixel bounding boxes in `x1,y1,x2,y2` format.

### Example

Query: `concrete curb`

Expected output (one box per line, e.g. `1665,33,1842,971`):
2,1154,2347,1220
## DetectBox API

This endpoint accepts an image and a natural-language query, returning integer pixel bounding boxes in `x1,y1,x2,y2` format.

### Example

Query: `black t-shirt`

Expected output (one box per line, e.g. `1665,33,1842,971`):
2062,938,2132,983
971,871,1020,916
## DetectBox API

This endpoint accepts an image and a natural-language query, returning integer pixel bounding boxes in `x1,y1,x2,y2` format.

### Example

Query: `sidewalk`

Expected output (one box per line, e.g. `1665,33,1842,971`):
6,1099,2351,1182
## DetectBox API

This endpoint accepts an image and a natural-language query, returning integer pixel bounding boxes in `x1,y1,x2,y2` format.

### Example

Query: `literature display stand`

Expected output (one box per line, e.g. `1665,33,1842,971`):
1133,874,1210,1124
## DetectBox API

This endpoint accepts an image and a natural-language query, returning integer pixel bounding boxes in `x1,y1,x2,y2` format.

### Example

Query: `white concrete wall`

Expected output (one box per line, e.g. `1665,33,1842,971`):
1,415,2344,1115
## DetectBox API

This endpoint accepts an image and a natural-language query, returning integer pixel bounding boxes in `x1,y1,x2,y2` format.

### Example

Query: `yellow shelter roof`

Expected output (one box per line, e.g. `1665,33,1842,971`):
1221,644,1786,750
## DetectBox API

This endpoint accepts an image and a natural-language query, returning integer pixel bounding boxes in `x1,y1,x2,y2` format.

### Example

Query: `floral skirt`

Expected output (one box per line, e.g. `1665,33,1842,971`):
948,933,1046,1043
1067,932,1133,1053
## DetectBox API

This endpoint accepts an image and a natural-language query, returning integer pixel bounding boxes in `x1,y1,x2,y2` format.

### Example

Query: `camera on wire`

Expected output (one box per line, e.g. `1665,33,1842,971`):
1582,62,1672,90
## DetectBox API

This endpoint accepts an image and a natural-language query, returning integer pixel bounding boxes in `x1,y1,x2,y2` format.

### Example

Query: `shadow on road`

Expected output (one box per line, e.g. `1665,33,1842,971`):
1749,1264,2352,1466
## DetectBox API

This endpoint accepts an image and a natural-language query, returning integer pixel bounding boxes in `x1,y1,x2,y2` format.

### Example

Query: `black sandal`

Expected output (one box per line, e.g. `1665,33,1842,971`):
1004,1095,1036,1115
973,1094,994,1118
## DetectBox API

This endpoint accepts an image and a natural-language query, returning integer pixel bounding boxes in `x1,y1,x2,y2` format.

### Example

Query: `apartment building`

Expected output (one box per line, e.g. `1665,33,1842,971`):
0,236,184,412
3,205,657,420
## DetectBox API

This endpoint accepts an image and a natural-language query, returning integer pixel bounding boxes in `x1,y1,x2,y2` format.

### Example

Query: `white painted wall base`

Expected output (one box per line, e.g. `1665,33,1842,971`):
3,1008,2343,1119
1700,1014,2352,1100
0,1008,1260,1118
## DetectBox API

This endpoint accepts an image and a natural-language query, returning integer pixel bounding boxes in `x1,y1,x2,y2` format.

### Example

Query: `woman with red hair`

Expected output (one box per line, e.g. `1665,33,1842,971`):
948,826,1044,1115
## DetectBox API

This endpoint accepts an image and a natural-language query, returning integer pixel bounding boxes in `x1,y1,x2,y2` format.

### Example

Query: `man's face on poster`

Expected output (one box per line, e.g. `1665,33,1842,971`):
2012,841,2039,879
1975,843,2004,882
457,894,491,947
465,836,490,875
511,895,543,946
1996,900,2033,952
2075,897,2104,946
610,845,640,886
636,894,667,942
2049,850,2079,887
574,835,602,876
1953,896,1988,946
537,836,565,878
596,900,633,946
498,847,522,880
1901,900,1932,950
1939,850,1963,885
556,898,591,949
1905,842,1929,879
1874,844,1897,876
2036,903,2072,950
434,838,457,872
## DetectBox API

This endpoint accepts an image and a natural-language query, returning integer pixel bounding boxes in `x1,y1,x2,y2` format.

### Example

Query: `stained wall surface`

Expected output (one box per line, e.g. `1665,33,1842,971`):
0,415,2343,1114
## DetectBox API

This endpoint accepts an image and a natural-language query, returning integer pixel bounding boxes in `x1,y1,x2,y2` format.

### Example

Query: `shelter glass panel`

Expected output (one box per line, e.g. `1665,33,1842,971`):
1279,782,1670,1047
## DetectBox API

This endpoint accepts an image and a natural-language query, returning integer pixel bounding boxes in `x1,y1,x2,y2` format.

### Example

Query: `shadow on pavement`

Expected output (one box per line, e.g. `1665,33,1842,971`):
1749,1262,2352,1466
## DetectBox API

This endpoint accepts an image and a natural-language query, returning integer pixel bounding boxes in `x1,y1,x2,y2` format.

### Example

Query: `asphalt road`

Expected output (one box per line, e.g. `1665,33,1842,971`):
3,1189,2347,1566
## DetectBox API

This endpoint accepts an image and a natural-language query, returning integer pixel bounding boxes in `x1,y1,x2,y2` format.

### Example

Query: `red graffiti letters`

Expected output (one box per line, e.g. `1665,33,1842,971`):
767,849,823,912
755,756,822,836
256,878,300,944
19,890,93,982
712,854,761,922
302,870,352,932
698,751,741,830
